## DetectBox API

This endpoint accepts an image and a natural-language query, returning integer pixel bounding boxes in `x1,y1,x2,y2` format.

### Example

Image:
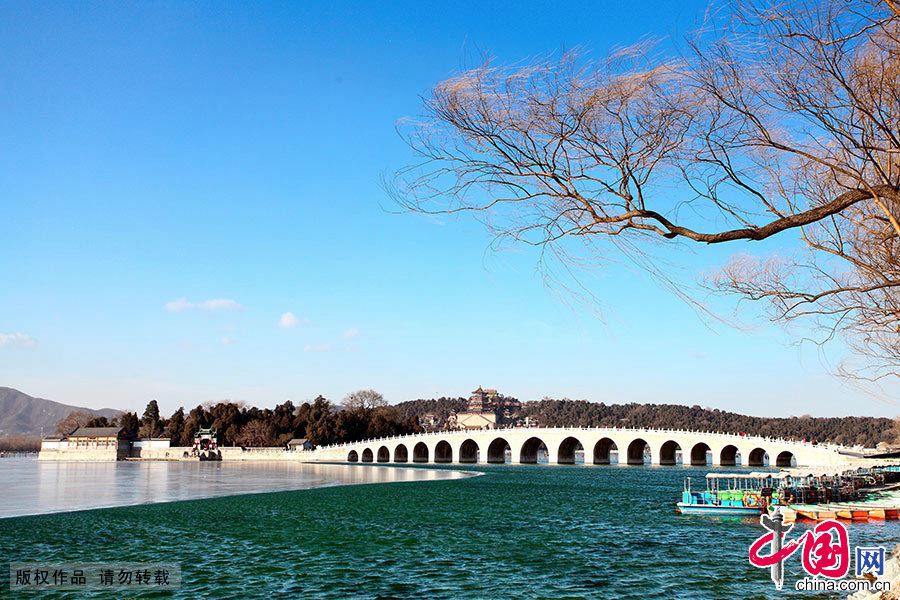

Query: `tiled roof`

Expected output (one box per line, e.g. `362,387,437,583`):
68,426,122,438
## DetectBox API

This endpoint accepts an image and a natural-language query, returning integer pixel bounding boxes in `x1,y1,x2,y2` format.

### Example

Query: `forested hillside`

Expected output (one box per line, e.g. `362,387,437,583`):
394,397,468,427
519,400,894,447
395,397,895,447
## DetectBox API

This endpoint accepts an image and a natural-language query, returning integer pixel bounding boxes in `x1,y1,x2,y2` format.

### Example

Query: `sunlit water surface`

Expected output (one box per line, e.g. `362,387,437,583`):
2,458,899,599
0,456,471,518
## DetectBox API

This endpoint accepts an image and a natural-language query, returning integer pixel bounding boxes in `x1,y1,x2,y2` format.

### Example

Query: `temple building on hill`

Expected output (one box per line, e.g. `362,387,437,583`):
449,386,522,430
467,386,497,412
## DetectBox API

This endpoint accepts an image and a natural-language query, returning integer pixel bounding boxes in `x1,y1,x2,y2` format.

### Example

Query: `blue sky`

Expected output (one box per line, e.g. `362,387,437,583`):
1,1,897,417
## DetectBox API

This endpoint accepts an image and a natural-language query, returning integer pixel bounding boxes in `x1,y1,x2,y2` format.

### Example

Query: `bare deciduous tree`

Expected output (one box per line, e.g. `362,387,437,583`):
235,419,275,448
391,0,900,379
343,389,387,411
55,410,95,436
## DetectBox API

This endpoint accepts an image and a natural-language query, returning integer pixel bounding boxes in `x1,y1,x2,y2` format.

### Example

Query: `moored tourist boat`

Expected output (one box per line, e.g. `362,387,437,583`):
777,506,797,524
791,505,839,521
863,507,887,519
825,504,898,520
676,474,770,516
676,467,900,520
825,505,870,521
676,501,763,516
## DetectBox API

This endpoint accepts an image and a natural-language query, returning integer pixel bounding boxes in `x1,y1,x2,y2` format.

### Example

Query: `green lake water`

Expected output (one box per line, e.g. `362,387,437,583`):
3,463,899,599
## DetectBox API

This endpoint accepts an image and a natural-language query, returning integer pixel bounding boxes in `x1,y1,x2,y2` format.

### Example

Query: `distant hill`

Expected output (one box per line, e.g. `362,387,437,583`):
0,387,122,437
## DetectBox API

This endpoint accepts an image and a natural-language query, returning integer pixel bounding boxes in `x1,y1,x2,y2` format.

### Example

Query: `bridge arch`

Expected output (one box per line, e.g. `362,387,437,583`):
659,440,682,466
459,439,479,464
593,438,618,464
747,447,768,467
304,428,846,468
394,444,408,463
719,445,740,467
776,451,796,467
626,438,650,465
557,436,585,464
690,442,711,466
434,440,453,463
520,437,549,464
487,437,511,464
413,442,429,463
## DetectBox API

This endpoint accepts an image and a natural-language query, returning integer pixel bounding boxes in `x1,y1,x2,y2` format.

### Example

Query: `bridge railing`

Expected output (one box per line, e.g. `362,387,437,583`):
313,426,844,452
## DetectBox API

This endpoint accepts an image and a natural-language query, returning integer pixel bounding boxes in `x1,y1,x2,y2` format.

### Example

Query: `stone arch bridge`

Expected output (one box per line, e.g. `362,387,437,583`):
305,427,854,468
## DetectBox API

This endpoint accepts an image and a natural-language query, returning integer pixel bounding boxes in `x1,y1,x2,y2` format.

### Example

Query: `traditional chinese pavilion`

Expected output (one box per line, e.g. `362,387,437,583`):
66,426,122,450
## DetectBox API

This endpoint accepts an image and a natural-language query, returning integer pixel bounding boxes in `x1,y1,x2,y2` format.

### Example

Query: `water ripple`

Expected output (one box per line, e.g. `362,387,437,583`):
3,464,899,599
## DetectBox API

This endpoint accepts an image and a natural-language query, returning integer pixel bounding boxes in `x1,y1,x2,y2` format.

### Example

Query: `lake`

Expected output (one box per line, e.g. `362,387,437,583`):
0,456,472,519
2,458,899,598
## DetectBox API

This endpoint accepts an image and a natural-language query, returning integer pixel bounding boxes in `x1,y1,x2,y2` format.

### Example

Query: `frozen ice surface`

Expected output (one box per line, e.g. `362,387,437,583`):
0,456,471,518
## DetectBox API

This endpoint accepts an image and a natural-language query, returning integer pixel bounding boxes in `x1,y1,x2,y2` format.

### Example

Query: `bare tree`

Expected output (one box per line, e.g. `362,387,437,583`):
55,410,94,436
343,389,387,411
235,419,275,448
391,0,900,379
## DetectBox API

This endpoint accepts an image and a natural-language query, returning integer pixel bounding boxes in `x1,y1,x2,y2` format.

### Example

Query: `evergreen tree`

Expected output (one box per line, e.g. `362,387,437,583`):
118,412,140,440
140,400,162,437
164,407,185,444
179,405,207,446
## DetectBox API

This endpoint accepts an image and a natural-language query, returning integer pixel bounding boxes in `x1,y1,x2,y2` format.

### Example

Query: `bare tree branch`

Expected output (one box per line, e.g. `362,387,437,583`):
391,0,900,379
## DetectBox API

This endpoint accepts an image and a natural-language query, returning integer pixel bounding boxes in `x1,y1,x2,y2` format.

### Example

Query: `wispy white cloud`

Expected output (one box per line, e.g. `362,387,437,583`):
165,298,194,313
304,343,333,353
279,312,308,329
221,336,236,346
342,327,360,340
165,298,243,313
0,332,37,349
200,299,242,311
